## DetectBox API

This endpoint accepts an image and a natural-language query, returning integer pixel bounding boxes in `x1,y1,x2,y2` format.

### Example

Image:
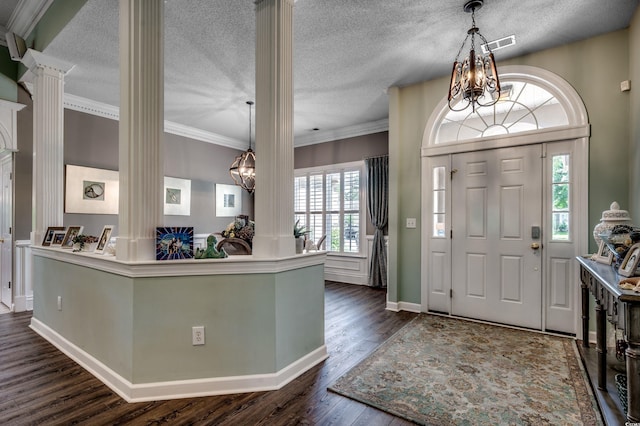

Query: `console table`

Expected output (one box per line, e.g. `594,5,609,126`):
577,256,640,423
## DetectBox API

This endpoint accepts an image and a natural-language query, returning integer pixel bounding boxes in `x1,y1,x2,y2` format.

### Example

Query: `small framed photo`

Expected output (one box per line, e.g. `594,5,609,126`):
155,227,194,260
60,226,84,249
51,231,67,246
42,226,65,246
618,243,640,277
95,225,115,254
594,240,614,265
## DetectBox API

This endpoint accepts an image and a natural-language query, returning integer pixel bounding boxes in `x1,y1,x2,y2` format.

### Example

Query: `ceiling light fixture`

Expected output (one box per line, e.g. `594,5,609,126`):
229,101,256,194
448,0,501,112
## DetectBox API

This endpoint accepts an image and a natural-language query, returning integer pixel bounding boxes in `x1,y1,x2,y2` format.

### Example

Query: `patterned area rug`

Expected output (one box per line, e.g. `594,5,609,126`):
329,315,602,425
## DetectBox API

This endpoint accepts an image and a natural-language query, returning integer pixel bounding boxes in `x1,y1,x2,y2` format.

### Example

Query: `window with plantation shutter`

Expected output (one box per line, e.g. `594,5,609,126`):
294,162,364,254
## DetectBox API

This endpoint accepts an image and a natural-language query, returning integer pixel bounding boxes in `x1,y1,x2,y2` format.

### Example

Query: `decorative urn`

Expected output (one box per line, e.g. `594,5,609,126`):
593,201,632,246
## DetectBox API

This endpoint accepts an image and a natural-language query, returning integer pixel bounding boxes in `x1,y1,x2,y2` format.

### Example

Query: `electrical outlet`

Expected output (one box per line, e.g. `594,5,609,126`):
192,326,205,346
57,296,62,311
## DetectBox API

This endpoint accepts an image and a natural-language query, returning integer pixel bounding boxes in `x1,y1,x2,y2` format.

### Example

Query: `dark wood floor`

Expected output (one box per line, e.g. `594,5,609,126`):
0,282,417,425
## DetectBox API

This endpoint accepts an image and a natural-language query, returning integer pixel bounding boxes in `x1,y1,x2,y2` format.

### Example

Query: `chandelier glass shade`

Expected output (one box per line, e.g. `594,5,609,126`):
448,0,500,112
229,101,256,194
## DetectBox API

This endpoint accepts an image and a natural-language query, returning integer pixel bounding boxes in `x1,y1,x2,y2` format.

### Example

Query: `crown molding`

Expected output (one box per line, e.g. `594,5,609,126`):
294,118,389,147
7,0,53,38
63,94,247,150
62,94,387,150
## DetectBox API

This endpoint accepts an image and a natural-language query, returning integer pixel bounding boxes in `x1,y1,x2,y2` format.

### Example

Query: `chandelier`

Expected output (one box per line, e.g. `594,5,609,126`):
229,101,256,194
448,0,501,112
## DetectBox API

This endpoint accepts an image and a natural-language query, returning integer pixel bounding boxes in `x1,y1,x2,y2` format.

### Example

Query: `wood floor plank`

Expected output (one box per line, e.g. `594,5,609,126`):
0,282,415,425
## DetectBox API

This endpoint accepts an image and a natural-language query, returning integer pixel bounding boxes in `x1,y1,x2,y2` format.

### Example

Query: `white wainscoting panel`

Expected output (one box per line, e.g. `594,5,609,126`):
14,240,33,312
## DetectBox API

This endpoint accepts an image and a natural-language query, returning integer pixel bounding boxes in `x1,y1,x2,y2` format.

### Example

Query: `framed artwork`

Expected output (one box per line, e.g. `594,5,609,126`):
51,231,67,246
594,240,614,265
619,243,640,277
155,227,194,260
164,176,191,216
42,226,65,246
60,226,84,249
65,165,119,214
216,184,241,217
95,225,115,254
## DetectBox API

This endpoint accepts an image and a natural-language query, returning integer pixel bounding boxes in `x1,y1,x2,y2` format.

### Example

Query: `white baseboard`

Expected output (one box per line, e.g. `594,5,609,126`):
589,331,596,345
13,296,26,312
386,301,422,313
30,317,328,402
324,271,368,285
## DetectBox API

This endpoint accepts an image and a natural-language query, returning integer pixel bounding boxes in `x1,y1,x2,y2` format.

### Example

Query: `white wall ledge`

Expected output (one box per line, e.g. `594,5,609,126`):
31,246,326,278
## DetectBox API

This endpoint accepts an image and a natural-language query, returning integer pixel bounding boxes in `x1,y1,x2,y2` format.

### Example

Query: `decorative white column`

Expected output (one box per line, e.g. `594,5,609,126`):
252,0,296,258
116,0,164,261
20,49,74,245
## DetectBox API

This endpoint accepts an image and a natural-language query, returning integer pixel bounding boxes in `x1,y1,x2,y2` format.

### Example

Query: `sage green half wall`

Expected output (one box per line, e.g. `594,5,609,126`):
33,256,325,383
389,28,634,305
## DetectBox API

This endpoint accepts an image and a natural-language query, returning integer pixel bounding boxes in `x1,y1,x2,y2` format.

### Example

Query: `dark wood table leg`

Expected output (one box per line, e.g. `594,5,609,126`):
596,301,607,390
626,304,640,422
581,281,590,348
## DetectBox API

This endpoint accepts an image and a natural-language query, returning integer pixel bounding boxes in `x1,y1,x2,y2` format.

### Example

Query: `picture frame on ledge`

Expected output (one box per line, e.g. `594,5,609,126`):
51,231,67,246
60,226,84,249
42,226,65,246
155,227,194,260
594,240,614,265
95,225,115,254
619,243,640,277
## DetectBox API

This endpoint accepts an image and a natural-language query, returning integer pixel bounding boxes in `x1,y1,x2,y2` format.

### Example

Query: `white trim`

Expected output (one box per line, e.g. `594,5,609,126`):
14,240,32,312
62,94,248,150
29,317,328,403
424,65,590,150
62,94,386,149
385,301,422,313
31,246,326,278
6,0,53,38
294,119,388,146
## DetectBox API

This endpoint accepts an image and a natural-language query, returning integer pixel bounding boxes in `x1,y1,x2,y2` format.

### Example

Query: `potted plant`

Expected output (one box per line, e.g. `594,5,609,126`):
294,220,308,254
72,234,99,252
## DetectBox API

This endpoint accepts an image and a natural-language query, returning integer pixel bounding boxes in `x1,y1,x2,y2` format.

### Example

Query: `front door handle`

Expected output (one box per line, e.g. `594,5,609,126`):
531,242,540,250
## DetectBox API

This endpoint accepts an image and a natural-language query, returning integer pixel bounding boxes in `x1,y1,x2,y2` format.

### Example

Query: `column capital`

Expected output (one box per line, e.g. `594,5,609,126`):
20,48,75,83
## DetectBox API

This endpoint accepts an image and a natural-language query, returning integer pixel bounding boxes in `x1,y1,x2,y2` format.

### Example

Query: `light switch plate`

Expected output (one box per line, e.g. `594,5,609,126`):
406,218,417,228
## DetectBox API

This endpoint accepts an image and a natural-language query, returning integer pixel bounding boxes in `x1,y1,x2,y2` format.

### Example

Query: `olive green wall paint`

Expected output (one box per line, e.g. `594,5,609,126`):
390,30,633,305
27,0,88,51
630,8,640,224
0,47,18,103
32,255,325,384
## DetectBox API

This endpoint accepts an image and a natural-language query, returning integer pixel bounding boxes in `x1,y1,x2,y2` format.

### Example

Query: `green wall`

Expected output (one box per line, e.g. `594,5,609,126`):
630,8,640,225
32,255,325,384
389,29,634,304
0,46,18,102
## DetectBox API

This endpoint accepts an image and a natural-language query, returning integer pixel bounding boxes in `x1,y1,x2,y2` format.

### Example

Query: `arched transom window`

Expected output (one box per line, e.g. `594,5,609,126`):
435,79,569,144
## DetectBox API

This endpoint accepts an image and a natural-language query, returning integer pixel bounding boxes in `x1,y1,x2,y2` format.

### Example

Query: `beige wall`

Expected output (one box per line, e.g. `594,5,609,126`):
389,29,634,304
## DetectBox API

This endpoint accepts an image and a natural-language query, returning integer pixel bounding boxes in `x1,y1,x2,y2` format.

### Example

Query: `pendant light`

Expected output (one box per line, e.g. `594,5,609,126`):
448,0,501,112
229,101,256,194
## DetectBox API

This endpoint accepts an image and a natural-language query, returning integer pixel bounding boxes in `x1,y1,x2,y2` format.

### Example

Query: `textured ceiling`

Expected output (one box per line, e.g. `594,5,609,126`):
6,0,640,147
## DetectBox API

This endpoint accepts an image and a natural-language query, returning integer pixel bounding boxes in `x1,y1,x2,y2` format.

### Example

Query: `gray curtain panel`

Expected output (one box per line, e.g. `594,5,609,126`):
365,156,388,288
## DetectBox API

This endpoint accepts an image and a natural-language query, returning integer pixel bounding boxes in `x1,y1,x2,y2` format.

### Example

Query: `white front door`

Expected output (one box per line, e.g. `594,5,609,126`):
450,145,542,329
1,154,12,309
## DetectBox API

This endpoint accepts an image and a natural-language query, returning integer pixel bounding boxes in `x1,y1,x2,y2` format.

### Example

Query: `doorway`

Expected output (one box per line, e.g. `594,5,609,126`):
1,152,13,311
421,66,589,334
450,145,542,329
